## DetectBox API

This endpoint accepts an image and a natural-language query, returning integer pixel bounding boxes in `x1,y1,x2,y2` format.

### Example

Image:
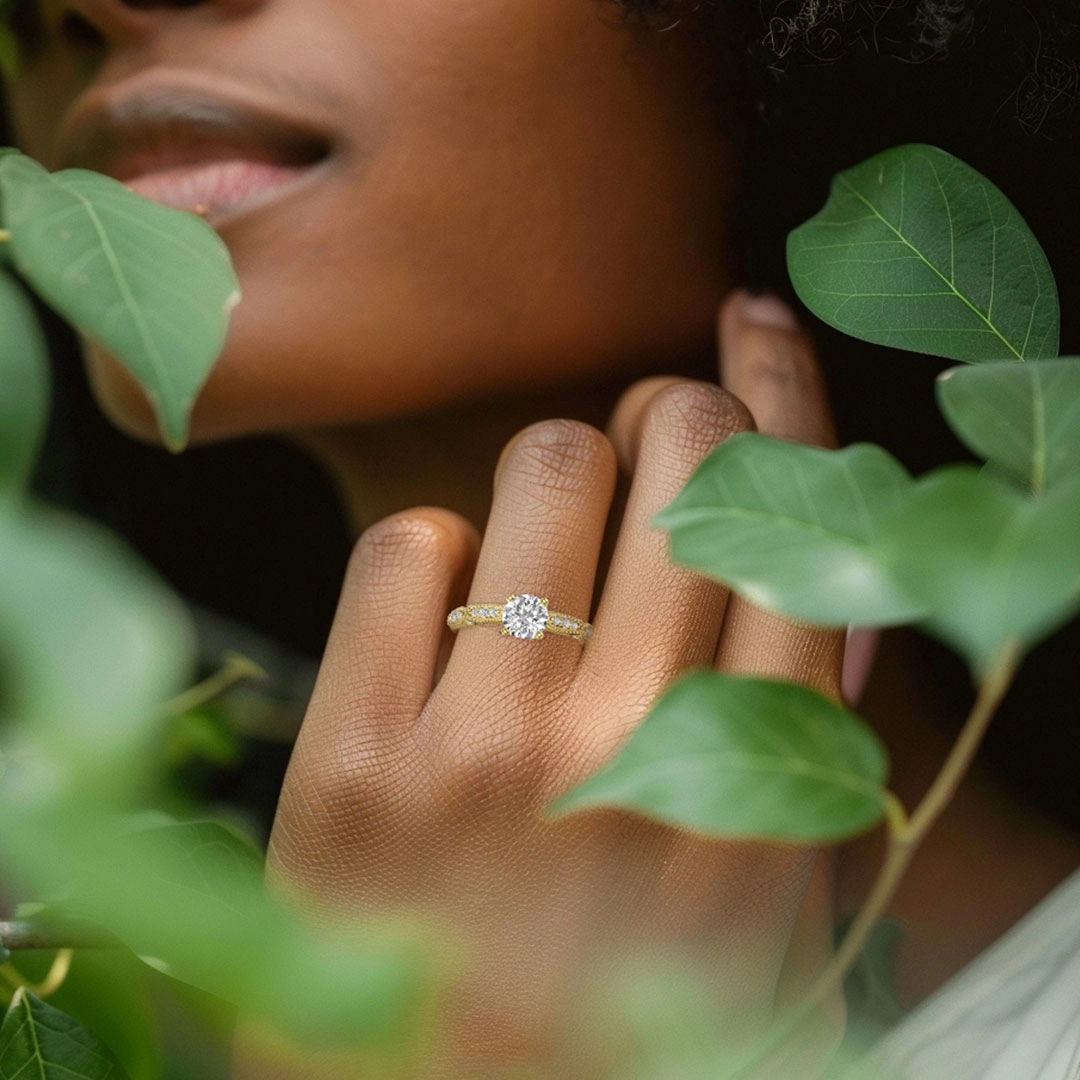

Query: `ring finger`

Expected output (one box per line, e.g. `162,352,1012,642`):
434,418,617,716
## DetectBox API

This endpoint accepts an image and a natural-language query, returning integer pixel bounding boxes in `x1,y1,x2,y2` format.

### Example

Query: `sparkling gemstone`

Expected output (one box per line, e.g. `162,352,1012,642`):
503,594,549,639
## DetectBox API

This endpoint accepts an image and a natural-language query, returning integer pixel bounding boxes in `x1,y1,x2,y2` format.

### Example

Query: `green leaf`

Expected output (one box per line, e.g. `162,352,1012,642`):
0,987,132,1079
12,951,162,1080
838,918,907,1056
788,144,1059,363
936,358,1080,494
0,153,240,452
0,501,196,790
549,670,890,842
24,819,438,1049
0,23,19,82
652,432,920,628
880,465,1080,674
0,272,50,495
165,706,243,770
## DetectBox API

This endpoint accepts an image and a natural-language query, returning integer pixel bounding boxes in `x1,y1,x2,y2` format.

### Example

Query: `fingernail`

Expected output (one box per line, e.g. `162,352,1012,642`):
842,627,881,706
740,292,799,331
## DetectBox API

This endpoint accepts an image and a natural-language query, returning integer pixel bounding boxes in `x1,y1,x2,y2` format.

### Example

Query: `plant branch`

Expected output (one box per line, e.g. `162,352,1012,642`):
1,949,74,1002
160,650,267,719
725,639,1023,1078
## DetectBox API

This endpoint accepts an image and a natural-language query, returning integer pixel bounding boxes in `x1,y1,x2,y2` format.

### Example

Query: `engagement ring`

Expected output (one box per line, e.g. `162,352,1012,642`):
447,593,593,643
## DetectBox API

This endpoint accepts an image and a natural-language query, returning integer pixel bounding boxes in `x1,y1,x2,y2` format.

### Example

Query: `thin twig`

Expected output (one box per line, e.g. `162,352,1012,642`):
161,650,267,719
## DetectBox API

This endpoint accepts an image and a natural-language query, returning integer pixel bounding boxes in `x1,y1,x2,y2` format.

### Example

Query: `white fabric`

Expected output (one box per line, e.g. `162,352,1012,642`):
859,866,1080,1080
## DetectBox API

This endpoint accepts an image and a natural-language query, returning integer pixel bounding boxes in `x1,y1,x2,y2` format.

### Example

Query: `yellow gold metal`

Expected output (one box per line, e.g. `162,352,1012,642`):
446,596,593,644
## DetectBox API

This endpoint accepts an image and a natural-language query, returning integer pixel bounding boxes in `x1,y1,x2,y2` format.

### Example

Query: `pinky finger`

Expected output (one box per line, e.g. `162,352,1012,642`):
713,290,845,700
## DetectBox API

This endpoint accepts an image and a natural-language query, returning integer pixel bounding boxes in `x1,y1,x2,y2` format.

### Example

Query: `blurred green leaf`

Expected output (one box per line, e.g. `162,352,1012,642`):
653,433,920,627
26,818,439,1049
0,987,132,1079
0,23,18,81
0,501,196,796
165,706,243,770
881,465,1080,674
838,918,906,1056
936,358,1080,494
788,144,1059,362
0,272,50,495
7,950,161,1080
0,152,239,452
549,670,890,842
593,956,743,1080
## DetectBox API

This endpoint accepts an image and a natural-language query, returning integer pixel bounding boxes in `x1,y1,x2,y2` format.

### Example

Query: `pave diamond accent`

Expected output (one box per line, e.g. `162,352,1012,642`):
503,594,549,639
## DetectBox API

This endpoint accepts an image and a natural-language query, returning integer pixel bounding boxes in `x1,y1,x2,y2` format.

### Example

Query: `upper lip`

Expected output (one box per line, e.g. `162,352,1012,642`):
55,71,335,182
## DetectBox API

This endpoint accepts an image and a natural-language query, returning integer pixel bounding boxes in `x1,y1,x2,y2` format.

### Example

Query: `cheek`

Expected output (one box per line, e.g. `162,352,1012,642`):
63,0,734,446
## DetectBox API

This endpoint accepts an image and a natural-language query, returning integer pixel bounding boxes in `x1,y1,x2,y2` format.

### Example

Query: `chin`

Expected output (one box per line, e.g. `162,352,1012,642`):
81,336,268,450
82,339,174,447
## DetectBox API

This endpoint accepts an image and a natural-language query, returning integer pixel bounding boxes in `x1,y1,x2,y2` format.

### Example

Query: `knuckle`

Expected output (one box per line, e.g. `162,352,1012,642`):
349,509,459,587
645,380,753,461
496,419,615,508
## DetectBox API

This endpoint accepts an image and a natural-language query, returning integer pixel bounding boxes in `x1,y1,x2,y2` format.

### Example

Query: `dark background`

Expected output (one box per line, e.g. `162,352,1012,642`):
4,0,1079,835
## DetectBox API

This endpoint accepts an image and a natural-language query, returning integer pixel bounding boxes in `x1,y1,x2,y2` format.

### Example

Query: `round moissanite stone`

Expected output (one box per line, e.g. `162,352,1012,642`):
503,594,549,639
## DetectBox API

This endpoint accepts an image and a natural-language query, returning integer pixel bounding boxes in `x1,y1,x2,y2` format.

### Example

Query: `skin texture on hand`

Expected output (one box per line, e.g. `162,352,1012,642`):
231,293,847,1079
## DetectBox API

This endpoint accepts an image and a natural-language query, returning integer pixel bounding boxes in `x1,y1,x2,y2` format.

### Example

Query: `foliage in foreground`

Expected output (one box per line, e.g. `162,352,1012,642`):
1,141,1076,1077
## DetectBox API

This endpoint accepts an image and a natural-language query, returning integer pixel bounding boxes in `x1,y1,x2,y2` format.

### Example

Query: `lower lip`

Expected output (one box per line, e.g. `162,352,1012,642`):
121,159,317,224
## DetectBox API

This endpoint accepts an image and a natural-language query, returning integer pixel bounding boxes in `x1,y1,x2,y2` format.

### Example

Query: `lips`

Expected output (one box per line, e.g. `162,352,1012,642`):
55,74,336,225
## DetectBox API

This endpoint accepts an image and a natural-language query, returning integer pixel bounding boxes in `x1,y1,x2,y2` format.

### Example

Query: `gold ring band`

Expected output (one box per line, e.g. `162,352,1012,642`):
447,593,593,643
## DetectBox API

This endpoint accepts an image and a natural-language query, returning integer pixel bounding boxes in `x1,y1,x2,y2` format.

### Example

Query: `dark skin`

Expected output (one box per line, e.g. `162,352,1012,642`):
6,0,1078,1074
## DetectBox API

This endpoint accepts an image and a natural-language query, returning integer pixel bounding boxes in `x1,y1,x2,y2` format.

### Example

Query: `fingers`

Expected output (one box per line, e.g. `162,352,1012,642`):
436,418,618,703
577,379,752,745
713,291,845,699
718,290,837,448
296,507,481,753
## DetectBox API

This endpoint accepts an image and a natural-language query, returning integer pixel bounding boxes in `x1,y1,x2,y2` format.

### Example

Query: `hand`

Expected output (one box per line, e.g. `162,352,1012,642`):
233,290,847,1079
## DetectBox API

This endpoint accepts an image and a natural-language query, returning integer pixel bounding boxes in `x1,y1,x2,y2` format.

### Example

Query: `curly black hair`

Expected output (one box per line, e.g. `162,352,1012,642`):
610,0,1078,136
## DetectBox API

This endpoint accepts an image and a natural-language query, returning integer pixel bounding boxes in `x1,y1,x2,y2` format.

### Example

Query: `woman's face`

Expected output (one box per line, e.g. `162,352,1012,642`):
7,1,739,445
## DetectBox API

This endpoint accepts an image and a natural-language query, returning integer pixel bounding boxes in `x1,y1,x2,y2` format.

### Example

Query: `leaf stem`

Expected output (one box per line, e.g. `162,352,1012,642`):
0,949,74,1002
160,650,266,719
724,639,1022,1078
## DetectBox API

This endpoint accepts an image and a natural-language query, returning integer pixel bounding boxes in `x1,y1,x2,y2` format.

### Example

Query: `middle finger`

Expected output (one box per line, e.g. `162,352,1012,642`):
576,379,752,745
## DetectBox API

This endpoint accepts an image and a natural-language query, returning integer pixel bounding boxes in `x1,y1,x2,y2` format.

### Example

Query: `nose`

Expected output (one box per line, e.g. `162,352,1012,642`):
61,0,266,45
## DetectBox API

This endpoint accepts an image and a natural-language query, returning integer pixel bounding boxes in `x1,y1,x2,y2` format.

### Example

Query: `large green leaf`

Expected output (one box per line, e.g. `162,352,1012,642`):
0,153,239,451
0,501,196,788
0,988,131,1080
549,671,890,842
881,465,1080,674
936,358,1080,493
7,818,438,1049
652,432,920,628
788,144,1059,363
0,271,50,494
